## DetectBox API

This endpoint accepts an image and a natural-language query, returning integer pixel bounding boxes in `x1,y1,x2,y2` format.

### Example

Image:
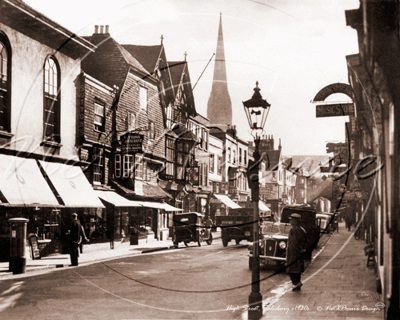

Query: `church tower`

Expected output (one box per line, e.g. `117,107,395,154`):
207,13,232,127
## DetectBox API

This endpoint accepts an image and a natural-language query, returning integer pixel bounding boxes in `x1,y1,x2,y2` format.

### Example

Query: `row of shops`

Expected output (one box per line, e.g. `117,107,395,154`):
0,153,272,261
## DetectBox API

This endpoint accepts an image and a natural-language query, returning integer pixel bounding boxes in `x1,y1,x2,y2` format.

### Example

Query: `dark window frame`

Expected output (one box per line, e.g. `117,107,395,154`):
0,33,11,133
43,56,61,144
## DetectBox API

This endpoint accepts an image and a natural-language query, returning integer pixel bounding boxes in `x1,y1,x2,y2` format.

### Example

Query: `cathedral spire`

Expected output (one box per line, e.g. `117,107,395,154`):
207,13,232,127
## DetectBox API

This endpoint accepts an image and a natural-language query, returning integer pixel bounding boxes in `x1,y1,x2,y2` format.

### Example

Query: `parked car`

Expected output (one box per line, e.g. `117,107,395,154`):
248,204,319,269
316,213,332,234
172,212,212,247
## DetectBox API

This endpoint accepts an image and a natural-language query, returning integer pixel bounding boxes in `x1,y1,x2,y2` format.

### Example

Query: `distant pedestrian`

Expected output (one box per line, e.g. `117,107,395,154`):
68,213,82,266
286,213,307,291
79,222,89,254
344,205,355,231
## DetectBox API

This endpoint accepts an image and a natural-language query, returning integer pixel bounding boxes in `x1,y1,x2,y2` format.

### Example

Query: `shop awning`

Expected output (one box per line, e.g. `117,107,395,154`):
139,201,167,209
162,203,183,211
95,190,141,207
259,201,271,212
0,155,60,207
214,194,241,209
39,161,104,208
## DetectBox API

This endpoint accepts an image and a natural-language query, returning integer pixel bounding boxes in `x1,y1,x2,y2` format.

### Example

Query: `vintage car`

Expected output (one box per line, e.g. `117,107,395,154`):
316,212,338,233
248,204,319,269
172,212,212,247
216,208,254,247
316,213,331,233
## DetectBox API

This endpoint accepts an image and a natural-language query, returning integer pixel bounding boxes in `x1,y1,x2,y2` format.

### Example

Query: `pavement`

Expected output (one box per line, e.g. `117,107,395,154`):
0,231,221,278
260,222,383,320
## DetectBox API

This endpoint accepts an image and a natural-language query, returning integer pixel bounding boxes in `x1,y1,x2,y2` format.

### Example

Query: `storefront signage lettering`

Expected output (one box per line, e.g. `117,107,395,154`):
121,133,144,154
312,83,353,102
316,103,355,117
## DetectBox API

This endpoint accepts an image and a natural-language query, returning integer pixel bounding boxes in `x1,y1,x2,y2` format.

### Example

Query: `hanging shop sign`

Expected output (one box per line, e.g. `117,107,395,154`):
121,133,144,154
312,83,354,102
185,166,200,186
316,103,355,118
220,182,228,192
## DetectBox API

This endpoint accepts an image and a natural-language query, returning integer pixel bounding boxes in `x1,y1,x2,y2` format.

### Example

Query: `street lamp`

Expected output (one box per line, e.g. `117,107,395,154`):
243,81,271,320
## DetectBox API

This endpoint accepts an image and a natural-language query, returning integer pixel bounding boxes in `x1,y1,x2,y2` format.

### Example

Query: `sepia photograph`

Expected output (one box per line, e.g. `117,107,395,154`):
0,0,395,319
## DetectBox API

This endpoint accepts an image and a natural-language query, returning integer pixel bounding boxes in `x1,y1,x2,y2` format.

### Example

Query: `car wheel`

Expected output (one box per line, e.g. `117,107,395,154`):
222,239,228,247
235,239,241,245
249,257,253,270
173,241,179,248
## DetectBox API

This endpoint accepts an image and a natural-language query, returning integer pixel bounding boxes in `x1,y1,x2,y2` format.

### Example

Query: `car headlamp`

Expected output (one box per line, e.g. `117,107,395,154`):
279,241,286,249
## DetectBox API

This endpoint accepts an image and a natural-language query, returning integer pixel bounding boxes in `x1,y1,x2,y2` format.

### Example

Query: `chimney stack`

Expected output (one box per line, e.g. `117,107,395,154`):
94,25,99,34
105,25,109,34
100,25,104,34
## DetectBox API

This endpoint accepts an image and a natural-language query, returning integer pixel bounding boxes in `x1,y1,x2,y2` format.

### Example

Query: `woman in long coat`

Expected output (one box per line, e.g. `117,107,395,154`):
286,213,307,291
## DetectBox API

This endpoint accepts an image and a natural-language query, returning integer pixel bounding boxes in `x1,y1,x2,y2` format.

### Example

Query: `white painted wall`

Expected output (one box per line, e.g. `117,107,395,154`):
1,23,81,160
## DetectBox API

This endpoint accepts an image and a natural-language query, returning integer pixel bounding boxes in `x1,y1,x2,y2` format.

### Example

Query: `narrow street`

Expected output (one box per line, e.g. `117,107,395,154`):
0,241,290,319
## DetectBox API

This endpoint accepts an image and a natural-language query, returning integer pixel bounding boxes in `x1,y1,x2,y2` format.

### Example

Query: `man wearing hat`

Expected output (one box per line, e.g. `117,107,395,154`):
68,213,82,266
286,213,307,291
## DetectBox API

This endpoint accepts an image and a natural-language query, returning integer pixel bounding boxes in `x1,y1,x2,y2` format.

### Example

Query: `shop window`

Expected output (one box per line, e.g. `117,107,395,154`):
93,147,104,185
166,104,173,129
209,154,214,173
94,100,105,132
135,154,143,179
115,154,121,178
127,113,136,131
0,36,11,133
123,154,134,178
139,86,147,110
43,56,61,143
165,137,175,177
148,120,155,140
217,156,222,175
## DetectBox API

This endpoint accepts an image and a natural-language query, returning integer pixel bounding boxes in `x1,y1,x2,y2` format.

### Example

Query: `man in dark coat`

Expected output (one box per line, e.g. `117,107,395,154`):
69,213,82,266
286,213,307,291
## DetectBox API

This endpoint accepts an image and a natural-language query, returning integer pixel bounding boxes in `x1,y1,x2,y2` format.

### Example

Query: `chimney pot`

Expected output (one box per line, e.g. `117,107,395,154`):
105,25,109,34
100,25,104,34
94,25,99,34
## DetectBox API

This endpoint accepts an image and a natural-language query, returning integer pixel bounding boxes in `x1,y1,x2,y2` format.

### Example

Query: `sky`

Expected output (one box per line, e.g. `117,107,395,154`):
24,0,360,156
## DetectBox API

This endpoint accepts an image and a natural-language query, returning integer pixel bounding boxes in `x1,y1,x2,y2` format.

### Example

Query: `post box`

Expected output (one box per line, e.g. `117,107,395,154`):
9,218,29,274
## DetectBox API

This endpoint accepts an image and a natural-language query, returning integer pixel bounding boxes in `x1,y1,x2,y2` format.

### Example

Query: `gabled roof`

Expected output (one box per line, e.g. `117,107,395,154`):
122,43,175,105
82,34,151,79
168,60,196,117
122,44,163,74
168,61,187,88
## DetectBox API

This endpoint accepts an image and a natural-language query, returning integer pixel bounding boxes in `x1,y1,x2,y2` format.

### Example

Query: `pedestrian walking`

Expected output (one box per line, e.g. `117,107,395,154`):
68,213,82,266
344,204,356,231
286,213,307,291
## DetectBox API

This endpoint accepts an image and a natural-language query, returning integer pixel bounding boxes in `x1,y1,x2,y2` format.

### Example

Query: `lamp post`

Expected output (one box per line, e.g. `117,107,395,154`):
243,81,271,320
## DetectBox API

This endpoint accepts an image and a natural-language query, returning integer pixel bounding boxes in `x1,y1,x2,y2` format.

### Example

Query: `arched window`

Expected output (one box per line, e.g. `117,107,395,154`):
43,56,60,143
0,34,11,133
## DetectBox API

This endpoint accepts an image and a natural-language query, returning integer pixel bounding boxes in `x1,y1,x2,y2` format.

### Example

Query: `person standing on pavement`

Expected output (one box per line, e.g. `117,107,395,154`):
286,213,307,291
69,213,82,266
79,221,89,254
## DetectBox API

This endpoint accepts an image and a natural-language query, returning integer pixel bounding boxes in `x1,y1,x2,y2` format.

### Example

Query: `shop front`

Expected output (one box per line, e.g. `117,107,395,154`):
0,155,105,260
